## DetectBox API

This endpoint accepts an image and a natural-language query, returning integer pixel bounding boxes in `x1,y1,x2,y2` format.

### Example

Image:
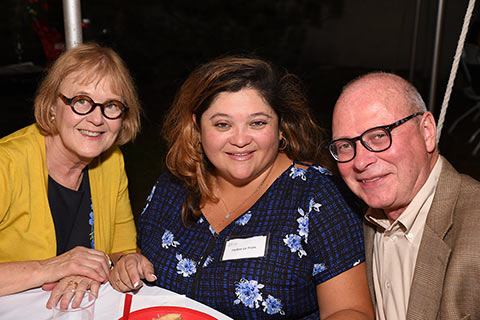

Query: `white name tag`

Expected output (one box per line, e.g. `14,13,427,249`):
222,235,268,261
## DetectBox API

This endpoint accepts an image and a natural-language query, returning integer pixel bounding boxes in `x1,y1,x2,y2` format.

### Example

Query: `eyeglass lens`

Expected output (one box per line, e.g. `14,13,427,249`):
361,128,391,151
330,128,391,162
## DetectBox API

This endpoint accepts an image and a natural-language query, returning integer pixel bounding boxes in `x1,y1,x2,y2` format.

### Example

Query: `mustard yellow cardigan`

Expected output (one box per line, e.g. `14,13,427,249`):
0,124,137,262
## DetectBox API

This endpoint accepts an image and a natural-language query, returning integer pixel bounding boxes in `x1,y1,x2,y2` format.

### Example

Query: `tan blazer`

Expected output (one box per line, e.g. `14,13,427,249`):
364,157,480,320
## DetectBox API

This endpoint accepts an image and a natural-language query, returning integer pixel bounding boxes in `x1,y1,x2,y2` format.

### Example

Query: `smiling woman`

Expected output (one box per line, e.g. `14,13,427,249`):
46,72,126,171
0,43,155,305
137,55,374,319
198,88,281,188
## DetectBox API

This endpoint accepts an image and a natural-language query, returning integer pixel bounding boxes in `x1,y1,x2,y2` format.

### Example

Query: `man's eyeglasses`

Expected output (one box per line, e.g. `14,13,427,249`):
59,94,129,120
328,112,424,163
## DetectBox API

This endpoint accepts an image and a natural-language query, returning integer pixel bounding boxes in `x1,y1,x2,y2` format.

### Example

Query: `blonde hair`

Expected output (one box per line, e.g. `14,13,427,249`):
34,42,141,145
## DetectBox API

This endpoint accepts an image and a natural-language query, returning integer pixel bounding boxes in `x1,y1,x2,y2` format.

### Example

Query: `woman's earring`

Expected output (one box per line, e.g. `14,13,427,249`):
279,136,287,151
50,114,56,121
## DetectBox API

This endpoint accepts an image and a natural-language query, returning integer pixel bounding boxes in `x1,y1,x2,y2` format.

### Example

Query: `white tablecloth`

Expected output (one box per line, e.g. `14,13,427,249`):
0,283,233,320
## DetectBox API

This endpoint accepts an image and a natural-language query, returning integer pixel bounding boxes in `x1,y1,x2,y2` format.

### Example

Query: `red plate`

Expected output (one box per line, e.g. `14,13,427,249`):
119,306,218,320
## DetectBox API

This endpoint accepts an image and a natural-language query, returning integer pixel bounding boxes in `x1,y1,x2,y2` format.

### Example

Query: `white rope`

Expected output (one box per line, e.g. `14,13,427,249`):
436,0,476,143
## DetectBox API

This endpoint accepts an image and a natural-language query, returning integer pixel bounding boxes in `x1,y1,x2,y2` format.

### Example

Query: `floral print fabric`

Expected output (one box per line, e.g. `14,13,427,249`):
138,162,365,319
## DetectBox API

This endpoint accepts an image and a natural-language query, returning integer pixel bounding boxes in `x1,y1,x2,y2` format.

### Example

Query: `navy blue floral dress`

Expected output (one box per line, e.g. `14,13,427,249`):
138,162,365,319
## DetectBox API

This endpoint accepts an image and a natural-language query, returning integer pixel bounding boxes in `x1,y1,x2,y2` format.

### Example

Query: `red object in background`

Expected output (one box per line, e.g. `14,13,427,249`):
27,0,65,67
32,18,64,66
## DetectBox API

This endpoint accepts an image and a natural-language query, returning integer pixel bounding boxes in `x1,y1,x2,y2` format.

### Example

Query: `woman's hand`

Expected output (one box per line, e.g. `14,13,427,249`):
40,246,111,285
0,247,110,297
44,275,100,309
109,253,156,292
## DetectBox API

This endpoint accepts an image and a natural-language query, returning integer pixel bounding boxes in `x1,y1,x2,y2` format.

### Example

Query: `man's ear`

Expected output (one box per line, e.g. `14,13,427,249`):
421,112,437,153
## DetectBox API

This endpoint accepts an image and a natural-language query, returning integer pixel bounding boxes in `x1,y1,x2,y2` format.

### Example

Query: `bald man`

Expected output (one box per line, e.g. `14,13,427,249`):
329,72,480,320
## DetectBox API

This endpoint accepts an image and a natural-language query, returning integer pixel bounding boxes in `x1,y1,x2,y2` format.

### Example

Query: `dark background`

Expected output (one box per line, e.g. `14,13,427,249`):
1,0,479,217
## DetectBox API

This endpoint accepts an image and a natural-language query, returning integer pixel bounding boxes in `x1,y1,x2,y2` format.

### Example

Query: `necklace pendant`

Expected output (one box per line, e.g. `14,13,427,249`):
225,212,231,219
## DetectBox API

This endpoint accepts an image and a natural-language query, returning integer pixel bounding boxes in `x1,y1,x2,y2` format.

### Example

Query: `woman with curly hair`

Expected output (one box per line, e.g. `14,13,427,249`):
138,55,373,319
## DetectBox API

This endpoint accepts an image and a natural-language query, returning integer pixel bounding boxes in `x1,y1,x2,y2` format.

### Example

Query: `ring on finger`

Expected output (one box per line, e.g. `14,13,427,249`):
67,280,78,289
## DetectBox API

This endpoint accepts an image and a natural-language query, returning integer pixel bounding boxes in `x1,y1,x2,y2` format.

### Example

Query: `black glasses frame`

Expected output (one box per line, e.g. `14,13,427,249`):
59,94,129,120
329,112,424,163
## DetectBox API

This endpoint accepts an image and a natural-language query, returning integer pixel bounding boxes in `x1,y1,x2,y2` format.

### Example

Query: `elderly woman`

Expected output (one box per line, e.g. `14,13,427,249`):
0,43,154,304
136,56,373,319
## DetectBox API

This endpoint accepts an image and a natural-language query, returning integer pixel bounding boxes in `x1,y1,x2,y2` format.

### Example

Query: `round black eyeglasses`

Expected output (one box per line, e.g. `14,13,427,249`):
59,94,129,120
328,112,424,163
